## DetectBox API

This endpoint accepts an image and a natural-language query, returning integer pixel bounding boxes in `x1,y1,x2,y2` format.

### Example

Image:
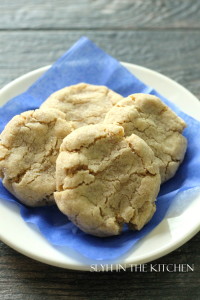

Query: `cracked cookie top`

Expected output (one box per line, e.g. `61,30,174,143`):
104,93,187,183
0,108,73,207
54,124,161,237
40,83,123,129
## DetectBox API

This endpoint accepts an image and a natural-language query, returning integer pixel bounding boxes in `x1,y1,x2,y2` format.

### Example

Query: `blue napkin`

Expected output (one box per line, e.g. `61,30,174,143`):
0,37,200,261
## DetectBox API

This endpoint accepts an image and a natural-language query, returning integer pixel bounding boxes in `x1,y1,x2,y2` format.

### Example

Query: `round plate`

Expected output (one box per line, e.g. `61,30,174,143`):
0,63,199,271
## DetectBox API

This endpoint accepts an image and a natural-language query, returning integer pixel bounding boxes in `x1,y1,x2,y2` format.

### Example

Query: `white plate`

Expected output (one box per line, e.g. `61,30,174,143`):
0,63,199,271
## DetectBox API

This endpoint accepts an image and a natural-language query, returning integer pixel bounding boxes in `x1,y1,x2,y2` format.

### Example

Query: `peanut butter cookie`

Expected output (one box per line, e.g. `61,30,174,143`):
54,124,161,237
104,94,187,183
40,83,123,129
0,109,73,206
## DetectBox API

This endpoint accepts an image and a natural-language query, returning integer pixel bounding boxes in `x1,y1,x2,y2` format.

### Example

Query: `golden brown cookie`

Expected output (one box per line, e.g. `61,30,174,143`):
0,109,73,207
104,94,187,183
40,83,123,128
54,124,161,237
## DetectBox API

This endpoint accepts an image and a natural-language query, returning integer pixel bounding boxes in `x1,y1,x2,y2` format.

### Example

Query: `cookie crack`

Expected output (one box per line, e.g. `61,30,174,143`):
62,143,157,193
117,117,183,167
65,133,121,153
0,143,10,151
25,173,40,185
127,141,156,175
11,168,31,184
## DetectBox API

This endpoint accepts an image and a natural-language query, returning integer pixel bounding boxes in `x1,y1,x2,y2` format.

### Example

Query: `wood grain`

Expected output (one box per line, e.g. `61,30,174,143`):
0,30,200,99
0,233,199,300
0,0,200,30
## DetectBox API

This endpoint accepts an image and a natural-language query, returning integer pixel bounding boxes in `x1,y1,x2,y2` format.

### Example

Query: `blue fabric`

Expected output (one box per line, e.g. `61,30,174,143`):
0,37,199,260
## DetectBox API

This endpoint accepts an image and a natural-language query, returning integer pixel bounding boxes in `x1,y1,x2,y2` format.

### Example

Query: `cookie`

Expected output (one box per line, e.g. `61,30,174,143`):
104,94,187,183
0,109,73,207
40,83,123,129
54,124,161,237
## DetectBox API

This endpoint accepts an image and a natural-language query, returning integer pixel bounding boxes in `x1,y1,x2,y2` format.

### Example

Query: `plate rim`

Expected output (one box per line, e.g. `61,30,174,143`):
0,62,199,271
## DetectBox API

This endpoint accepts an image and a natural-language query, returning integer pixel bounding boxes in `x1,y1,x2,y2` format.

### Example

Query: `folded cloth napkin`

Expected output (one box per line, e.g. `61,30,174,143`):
0,37,199,260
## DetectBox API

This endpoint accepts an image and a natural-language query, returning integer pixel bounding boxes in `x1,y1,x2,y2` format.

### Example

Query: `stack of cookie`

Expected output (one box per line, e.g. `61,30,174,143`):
0,83,187,237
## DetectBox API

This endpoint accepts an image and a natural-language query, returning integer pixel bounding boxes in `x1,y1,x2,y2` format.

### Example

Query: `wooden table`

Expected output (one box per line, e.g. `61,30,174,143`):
0,1,199,299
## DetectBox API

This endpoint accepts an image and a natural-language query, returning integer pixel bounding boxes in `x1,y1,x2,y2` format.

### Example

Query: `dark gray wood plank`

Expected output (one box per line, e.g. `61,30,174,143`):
0,30,199,99
0,0,200,30
0,233,199,300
